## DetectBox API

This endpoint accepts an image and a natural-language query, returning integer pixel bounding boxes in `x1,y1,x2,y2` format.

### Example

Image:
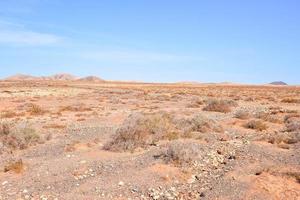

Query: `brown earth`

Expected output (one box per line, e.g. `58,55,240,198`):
0,80,299,200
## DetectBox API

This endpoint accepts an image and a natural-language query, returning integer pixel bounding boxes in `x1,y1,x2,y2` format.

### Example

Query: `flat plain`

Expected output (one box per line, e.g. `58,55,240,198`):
0,80,299,200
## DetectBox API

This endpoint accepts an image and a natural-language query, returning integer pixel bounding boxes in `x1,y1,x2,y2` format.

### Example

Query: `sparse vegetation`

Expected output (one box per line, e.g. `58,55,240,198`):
203,99,237,113
0,122,40,151
104,112,176,151
1,110,18,118
163,140,201,166
4,159,24,173
43,124,66,129
0,122,10,136
264,132,299,145
0,80,300,199
104,112,224,152
176,114,223,134
243,120,268,131
281,98,300,104
187,97,203,108
59,105,92,112
284,114,300,132
28,104,46,115
235,110,251,119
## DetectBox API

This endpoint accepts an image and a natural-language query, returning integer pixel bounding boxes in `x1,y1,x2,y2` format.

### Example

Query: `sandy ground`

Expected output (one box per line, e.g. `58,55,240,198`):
0,81,299,200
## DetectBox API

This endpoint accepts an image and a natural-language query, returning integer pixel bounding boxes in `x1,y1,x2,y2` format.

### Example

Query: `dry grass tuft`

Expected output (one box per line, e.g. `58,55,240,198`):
59,105,92,112
4,159,24,173
203,99,237,113
43,124,66,129
1,110,18,118
235,110,251,120
243,120,268,131
0,122,10,136
176,114,223,134
104,112,176,152
163,140,201,166
265,132,299,145
281,98,300,104
0,123,40,151
284,114,300,132
104,111,225,152
27,104,46,115
187,97,204,108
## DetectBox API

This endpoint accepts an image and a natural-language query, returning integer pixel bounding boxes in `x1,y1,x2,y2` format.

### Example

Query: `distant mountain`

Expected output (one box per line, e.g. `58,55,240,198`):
46,73,78,81
78,76,104,82
269,81,288,85
4,73,105,82
176,81,201,84
4,74,38,81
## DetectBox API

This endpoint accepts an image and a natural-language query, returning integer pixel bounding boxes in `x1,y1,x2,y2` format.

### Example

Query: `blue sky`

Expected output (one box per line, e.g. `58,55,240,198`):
0,0,299,84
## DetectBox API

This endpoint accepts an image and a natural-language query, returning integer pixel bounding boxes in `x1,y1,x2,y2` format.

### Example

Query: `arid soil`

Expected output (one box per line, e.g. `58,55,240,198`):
0,81,299,200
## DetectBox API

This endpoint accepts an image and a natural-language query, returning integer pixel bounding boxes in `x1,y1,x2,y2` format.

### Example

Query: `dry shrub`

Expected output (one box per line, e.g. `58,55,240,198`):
187,97,203,108
284,114,300,132
281,98,300,104
163,140,202,166
0,123,40,151
43,124,66,129
265,132,299,145
176,114,223,135
255,111,269,120
165,131,179,141
203,99,237,113
244,120,268,131
245,97,254,102
104,112,176,152
235,110,251,120
59,105,92,112
0,122,10,136
1,110,18,118
255,111,283,124
104,112,223,152
28,104,46,115
4,159,24,173
65,141,80,152
284,114,300,123
266,115,283,124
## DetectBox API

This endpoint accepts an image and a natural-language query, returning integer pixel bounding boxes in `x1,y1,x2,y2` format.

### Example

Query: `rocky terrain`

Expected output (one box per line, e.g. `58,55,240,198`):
0,80,299,200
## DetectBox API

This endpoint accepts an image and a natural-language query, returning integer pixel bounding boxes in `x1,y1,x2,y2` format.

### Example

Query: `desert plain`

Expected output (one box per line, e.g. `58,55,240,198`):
0,79,299,200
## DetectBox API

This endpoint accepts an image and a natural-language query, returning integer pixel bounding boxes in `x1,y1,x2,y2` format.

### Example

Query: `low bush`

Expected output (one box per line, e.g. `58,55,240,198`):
0,122,40,151
27,104,46,115
4,159,24,173
0,122,10,136
1,110,18,118
163,140,202,166
235,110,251,119
104,112,176,152
104,112,223,152
187,97,203,108
284,114,300,132
203,99,237,113
243,120,268,131
266,132,299,145
281,98,300,104
176,114,223,134
59,105,92,112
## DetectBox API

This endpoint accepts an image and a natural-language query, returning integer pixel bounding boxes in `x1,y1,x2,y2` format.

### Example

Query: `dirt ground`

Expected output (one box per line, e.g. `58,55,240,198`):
0,80,299,200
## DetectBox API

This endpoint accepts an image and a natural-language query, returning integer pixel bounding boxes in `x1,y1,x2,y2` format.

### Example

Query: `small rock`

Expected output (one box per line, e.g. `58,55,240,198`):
118,181,125,186
2,181,8,186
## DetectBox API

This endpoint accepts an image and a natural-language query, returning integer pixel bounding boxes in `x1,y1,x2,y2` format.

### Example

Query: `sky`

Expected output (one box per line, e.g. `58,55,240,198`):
0,0,299,84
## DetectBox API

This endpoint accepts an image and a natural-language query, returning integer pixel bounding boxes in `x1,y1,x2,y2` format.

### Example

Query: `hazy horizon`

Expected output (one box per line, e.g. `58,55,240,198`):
1,1,300,84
